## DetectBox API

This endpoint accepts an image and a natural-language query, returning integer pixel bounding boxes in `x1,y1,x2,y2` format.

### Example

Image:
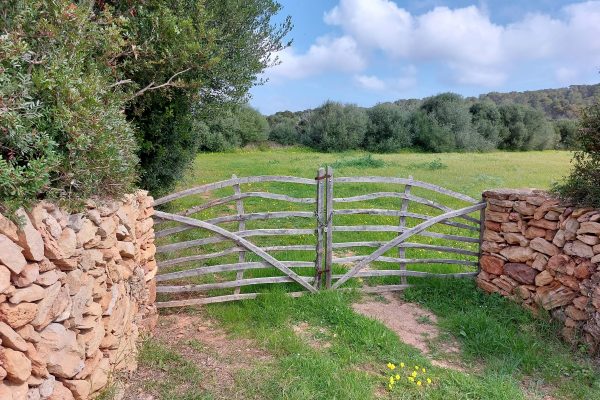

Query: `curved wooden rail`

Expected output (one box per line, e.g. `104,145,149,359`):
157,261,315,281
332,256,477,266
332,209,478,231
332,241,478,256
181,192,316,216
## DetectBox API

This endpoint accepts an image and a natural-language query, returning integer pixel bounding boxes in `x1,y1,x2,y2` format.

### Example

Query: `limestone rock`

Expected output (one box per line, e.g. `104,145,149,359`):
0,235,27,274
36,270,60,287
15,210,44,262
0,380,28,399
47,381,75,400
9,284,45,304
0,321,28,351
577,234,600,246
0,347,32,383
31,282,67,330
547,254,575,275
504,232,528,246
76,220,96,247
504,263,538,285
63,380,90,400
534,270,554,286
0,214,19,242
552,230,566,247
535,282,577,310
578,221,600,235
88,356,110,393
0,302,37,328
530,237,559,256
0,265,11,293
524,226,546,239
499,246,534,262
36,323,84,378
117,241,136,259
13,263,40,288
480,255,504,275
16,325,40,343
564,240,594,258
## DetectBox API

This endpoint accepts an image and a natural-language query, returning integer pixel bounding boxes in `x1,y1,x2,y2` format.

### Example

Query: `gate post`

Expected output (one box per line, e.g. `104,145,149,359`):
325,166,334,289
478,196,486,273
314,168,326,289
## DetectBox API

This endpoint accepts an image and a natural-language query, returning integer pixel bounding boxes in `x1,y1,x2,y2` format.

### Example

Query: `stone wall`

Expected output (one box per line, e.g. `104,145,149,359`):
478,189,600,354
0,191,157,399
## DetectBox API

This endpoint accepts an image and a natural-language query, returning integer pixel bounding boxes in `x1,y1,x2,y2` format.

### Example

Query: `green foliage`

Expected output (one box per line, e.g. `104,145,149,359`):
554,119,579,149
554,101,600,207
470,101,502,147
268,112,300,145
498,104,558,150
363,103,412,152
330,154,386,169
304,101,368,152
1,0,137,213
408,157,448,171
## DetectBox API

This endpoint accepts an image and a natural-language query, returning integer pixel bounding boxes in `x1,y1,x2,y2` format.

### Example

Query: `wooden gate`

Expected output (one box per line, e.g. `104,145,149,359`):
152,168,486,308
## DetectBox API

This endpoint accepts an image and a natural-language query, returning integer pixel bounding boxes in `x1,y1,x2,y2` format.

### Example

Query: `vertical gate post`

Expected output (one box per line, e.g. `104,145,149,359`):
477,196,486,273
314,168,326,289
232,174,245,294
325,166,334,289
398,176,413,285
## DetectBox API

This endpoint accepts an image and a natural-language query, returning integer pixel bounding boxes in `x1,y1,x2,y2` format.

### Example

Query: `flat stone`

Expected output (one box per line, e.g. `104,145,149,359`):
577,234,600,246
552,230,566,247
0,265,11,293
1,347,32,383
0,302,37,328
0,214,19,242
563,218,580,240
531,253,548,271
16,325,40,343
63,380,90,400
503,232,529,246
26,342,48,379
499,246,535,262
514,285,531,300
9,284,45,304
15,210,44,262
36,323,84,379
535,282,577,310
0,380,28,399
504,263,538,285
573,296,589,310
535,270,554,286
530,237,560,256
31,282,62,330
524,226,546,239
0,234,27,274
528,219,558,230
13,263,40,287
564,240,594,258
58,228,77,259
480,255,504,275
117,241,136,259
0,321,28,351
88,356,110,392
75,220,96,247
36,270,60,287
483,229,504,242
47,381,75,400
578,221,600,235
39,375,55,398
565,305,588,321
485,210,509,223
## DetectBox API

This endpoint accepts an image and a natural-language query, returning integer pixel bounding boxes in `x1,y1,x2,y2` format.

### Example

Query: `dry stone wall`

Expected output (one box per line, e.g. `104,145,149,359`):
478,189,600,354
0,191,157,399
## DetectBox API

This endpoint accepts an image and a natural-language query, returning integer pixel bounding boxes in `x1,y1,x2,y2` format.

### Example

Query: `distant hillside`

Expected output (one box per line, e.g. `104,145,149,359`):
472,83,600,120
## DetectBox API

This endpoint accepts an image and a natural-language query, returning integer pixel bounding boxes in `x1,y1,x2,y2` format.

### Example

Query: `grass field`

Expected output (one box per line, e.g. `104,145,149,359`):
134,148,600,400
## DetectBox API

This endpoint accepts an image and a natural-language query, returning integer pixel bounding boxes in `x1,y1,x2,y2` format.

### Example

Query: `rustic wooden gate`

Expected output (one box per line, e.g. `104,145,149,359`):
152,168,486,308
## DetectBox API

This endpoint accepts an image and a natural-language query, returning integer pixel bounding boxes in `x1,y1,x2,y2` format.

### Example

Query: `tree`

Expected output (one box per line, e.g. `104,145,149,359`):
554,119,579,149
304,102,368,152
554,101,600,206
364,103,412,152
237,105,270,145
103,0,291,194
470,101,502,148
497,104,557,150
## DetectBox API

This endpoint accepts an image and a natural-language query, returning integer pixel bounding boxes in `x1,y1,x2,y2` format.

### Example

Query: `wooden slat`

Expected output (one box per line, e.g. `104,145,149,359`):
332,202,486,289
478,199,486,273
333,176,479,204
331,225,480,243
233,175,245,295
332,241,479,256
399,178,411,285
314,167,325,289
157,261,315,281
157,276,316,293
360,285,411,293
333,192,480,224
325,166,334,289
154,211,318,293
158,247,243,268
182,192,315,216
156,291,306,308
332,256,478,266
154,175,316,206
332,209,478,231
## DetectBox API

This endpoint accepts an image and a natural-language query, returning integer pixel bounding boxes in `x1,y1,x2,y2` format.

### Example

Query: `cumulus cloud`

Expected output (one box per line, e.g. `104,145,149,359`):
355,66,417,92
265,0,600,87
266,35,366,81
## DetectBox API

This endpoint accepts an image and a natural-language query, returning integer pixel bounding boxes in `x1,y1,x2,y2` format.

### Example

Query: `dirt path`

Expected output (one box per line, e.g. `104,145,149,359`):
352,292,464,370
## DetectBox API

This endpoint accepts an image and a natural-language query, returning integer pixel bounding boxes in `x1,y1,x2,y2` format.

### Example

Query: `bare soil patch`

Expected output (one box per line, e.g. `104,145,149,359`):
292,321,332,349
352,292,464,371
122,312,271,399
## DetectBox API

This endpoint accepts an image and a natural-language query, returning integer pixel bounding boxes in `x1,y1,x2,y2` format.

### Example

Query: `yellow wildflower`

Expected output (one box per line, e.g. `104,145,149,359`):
408,377,415,382
387,363,396,370
400,362,405,368
422,368,426,373
411,371,417,378
414,366,419,370
417,381,422,386
427,378,432,384
388,384,393,390
395,374,400,380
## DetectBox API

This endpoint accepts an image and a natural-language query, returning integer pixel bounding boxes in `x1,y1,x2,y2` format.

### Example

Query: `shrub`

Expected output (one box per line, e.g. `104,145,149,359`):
554,101,600,207
498,104,558,150
268,112,300,145
1,0,137,213
554,119,579,149
364,103,412,152
470,101,502,148
237,105,270,145
304,102,368,152
330,154,386,169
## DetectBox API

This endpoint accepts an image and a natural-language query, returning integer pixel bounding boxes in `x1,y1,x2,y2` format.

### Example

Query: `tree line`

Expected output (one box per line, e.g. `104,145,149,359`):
198,92,582,153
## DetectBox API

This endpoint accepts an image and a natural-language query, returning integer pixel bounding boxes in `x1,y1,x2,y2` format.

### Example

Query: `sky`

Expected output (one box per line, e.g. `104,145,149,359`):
249,0,600,115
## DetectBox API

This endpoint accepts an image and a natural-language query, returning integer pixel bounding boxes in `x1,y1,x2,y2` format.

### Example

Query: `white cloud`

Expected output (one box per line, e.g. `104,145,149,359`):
355,74,386,90
266,35,366,81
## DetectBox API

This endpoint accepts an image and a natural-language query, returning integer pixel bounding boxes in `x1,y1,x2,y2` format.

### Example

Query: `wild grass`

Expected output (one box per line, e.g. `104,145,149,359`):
142,148,600,399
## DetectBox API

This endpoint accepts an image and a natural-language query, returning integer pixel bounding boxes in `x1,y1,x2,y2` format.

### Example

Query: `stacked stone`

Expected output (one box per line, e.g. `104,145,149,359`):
0,191,157,399
478,188,600,354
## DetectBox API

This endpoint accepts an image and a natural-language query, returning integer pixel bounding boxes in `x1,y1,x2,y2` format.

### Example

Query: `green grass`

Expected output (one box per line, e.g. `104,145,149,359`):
144,148,600,399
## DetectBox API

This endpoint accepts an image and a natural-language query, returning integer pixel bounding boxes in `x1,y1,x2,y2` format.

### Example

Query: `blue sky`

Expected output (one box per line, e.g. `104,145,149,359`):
249,0,600,115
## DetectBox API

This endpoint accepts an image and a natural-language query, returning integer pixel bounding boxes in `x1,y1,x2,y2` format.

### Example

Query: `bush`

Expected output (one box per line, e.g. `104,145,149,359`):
554,101,600,207
237,105,270,145
470,101,502,148
364,103,412,152
1,0,137,213
268,112,300,145
498,104,558,150
304,102,368,152
554,119,579,149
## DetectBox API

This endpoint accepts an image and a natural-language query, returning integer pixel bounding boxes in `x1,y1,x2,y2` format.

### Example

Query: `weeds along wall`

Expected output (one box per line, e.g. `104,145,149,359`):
0,191,157,399
478,189,600,354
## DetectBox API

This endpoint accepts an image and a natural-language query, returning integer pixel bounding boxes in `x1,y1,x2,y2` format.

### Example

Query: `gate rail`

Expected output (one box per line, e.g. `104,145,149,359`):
152,169,486,308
